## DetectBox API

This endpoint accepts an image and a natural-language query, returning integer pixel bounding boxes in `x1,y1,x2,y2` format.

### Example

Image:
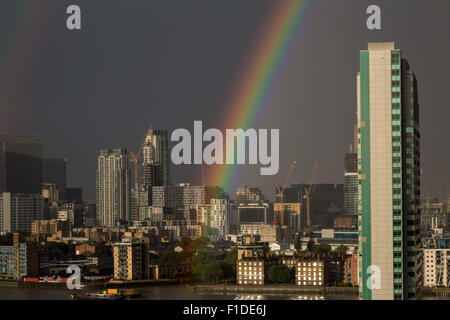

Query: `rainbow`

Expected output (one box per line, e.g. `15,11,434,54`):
207,0,317,192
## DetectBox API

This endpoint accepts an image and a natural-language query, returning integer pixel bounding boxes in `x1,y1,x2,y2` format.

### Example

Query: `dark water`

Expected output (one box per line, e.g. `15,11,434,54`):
0,286,357,300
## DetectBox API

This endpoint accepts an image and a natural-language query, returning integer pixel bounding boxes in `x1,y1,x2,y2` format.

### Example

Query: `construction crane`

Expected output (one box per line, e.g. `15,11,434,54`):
276,161,296,226
303,162,319,227
130,124,153,221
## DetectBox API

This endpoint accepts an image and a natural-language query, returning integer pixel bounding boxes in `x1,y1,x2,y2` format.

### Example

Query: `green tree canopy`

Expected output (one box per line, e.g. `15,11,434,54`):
313,243,331,256
201,261,224,283
334,245,348,258
268,265,291,284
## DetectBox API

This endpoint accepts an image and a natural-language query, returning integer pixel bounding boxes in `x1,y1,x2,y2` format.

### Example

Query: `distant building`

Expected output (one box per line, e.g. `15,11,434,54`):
31,219,58,236
422,248,450,288
237,259,268,285
83,201,97,228
344,151,358,216
344,253,359,286
58,201,83,228
151,185,225,211
236,235,268,260
43,158,67,200
42,183,59,203
238,203,269,235
0,234,39,280
66,187,83,203
273,202,301,232
295,260,325,286
0,193,44,233
289,184,344,229
96,149,131,227
209,198,229,241
236,186,265,205
334,215,357,229
260,225,282,243
142,129,170,186
0,135,43,194
113,237,143,280
420,199,448,231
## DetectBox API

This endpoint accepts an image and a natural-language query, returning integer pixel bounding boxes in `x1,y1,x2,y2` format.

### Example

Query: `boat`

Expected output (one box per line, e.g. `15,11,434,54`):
70,293,125,300
103,288,142,299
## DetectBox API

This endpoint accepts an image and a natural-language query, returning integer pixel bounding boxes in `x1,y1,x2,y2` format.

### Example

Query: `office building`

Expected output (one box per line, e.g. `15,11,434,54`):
0,135,43,194
0,193,44,233
96,149,131,227
357,42,421,300
43,158,67,200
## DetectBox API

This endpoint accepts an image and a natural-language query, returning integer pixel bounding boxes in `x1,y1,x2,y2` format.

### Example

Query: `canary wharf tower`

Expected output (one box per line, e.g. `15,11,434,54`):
357,43,421,300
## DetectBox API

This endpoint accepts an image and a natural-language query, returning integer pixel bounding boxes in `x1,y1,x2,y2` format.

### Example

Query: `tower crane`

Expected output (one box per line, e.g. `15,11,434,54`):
303,162,319,227
276,161,296,226
130,124,153,221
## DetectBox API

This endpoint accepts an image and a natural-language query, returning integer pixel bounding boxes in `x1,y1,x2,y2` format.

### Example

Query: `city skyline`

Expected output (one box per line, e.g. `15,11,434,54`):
1,0,449,202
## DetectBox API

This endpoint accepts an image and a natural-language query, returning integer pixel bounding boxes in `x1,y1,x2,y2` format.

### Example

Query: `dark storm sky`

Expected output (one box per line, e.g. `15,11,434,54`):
1,0,449,201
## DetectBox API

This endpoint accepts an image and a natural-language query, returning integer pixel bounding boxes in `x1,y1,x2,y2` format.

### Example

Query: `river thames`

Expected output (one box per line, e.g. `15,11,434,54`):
0,286,358,300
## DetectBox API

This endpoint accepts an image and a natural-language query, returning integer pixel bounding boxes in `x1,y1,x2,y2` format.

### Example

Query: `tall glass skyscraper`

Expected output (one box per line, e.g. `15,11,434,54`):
0,135,43,194
357,43,421,300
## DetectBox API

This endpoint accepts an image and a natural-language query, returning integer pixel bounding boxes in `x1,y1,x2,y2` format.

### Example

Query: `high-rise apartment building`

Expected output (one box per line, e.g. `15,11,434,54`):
344,151,358,216
0,235,39,280
141,129,169,186
209,198,229,241
357,42,421,300
422,248,450,288
113,237,143,280
96,149,131,227
43,158,67,200
0,135,43,194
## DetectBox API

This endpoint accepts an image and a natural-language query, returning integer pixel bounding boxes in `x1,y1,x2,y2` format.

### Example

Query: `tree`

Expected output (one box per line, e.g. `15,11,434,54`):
222,249,237,279
181,236,192,247
306,239,315,252
268,265,291,284
335,245,348,258
201,261,224,283
313,243,331,256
